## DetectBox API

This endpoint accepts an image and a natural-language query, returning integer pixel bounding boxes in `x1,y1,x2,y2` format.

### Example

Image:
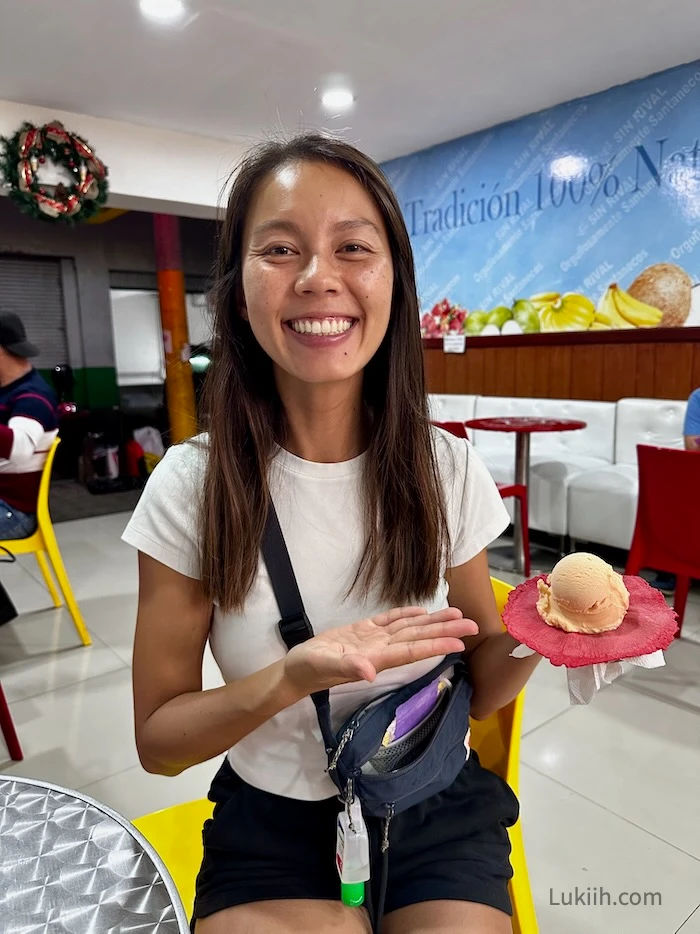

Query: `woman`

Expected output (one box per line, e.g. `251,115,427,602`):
124,134,541,934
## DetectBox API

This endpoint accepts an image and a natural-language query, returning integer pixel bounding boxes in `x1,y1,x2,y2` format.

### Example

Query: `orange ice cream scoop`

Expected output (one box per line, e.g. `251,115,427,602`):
536,553,630,634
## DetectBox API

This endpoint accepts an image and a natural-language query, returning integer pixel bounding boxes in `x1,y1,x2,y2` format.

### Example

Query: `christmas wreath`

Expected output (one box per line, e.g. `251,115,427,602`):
0,120,109,224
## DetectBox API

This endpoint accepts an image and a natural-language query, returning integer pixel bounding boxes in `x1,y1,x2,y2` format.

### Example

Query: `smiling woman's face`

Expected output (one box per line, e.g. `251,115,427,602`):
241,160,394,389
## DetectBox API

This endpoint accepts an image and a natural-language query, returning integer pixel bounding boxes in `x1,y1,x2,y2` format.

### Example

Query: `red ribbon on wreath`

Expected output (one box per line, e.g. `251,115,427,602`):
19,127,42,157
72,136,107,179
17,160,33,192
44,122,72,146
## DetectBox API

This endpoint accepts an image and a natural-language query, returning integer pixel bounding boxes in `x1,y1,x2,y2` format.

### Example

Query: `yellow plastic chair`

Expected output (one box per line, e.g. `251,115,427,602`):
470,577,538,934
134,578,537,932
0,438,91,646
134,797,211,920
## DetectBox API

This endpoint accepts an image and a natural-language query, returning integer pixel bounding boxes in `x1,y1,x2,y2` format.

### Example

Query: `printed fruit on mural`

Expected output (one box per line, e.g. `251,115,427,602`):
487,306,513,329
597,287,635,329
420,312,442,337
598,284,663,328
536,292,596,332
420,298,467,336
590,309,613,330
528,292,560,311
512,299,541,333
465,310,489,335
627,263,692,327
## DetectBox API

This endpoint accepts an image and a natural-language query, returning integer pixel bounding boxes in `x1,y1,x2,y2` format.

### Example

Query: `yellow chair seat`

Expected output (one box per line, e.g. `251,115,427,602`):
0,438,90,646
134,578,537,931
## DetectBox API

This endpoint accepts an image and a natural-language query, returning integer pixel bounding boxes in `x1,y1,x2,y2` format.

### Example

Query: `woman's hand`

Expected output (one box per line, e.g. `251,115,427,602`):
282,606,478,694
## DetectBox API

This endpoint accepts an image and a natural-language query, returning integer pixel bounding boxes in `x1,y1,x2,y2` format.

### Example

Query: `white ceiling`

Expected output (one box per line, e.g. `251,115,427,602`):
2,0,700,163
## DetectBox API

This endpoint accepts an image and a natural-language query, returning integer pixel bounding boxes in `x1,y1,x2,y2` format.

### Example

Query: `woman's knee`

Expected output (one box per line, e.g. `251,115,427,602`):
383,899,512,934
194,898,372,934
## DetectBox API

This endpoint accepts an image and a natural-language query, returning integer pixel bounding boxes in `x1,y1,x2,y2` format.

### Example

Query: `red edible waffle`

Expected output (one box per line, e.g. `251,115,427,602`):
502,575,678,668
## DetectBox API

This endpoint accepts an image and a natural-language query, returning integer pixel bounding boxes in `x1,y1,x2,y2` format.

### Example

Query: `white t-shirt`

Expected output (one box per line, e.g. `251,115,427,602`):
122,427,509,800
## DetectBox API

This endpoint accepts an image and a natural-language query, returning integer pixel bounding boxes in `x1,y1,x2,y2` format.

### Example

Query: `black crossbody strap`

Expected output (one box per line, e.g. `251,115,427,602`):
261,503,334,746
262,503,315,649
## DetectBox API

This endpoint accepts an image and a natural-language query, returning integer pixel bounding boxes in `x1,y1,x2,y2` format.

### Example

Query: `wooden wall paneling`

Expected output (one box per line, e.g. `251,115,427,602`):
494,347,517,397
463,347,485,394
548,345,573,398
601,345,637,401
445,352,468,393
692,342,700,392
425,338,699,401
424,350,446,393
653,342,694,399
480,348,501,396
570,345,604,399
635,343,656,398
513,347,539,397
514,346,552,397
530,346,552,398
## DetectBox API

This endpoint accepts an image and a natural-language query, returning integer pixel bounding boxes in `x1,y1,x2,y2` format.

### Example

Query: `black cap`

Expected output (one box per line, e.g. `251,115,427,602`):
0,313,39,358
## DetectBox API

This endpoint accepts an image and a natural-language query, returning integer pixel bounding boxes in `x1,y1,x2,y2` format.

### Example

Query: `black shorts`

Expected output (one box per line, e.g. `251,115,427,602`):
193,750,519,925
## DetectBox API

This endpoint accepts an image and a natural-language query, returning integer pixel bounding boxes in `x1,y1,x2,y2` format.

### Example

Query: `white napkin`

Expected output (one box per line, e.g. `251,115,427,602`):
509,645,666,705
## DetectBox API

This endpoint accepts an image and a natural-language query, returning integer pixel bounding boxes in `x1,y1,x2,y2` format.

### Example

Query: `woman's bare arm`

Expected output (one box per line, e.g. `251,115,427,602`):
446,549,541,720
133,553,305,776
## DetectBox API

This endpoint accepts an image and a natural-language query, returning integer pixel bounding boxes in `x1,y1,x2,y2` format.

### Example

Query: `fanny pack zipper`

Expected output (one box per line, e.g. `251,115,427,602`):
328,661,460,775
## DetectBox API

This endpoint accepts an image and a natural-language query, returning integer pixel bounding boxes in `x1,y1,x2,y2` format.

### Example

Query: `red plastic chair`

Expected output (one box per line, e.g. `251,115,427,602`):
433,421,531,577
625,444,700,637
0,681,22,761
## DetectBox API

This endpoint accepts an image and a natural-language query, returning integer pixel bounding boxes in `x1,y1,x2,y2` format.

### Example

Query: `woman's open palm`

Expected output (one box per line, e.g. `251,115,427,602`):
283,606,478,692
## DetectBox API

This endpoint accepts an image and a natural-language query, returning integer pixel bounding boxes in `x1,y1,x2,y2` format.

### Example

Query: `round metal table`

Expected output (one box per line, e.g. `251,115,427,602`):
0,774,189,933
465,416,587,574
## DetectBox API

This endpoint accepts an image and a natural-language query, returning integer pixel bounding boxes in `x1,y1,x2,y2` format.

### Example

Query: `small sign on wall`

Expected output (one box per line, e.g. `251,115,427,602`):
443,334,466,354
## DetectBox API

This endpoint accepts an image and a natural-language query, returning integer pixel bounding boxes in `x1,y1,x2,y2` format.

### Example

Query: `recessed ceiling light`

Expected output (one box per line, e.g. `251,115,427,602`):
321,88,355,111
139,0,187,24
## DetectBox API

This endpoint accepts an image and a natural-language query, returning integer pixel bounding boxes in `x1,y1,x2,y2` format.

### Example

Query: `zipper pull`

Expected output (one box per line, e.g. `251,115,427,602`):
328,724,355,773
381,803,395,853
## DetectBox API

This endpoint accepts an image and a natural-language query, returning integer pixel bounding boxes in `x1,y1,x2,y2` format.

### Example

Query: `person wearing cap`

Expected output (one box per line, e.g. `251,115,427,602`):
0,313,58,539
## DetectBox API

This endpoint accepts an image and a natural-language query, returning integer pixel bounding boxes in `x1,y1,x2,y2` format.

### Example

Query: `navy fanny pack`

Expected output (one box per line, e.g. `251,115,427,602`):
261,503,473,828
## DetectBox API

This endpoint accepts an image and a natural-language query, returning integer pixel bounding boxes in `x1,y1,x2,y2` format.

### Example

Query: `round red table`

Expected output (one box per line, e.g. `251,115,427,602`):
464,417,587,574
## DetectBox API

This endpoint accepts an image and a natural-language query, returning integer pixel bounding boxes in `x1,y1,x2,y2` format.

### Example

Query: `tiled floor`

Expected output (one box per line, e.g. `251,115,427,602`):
0,514,699,933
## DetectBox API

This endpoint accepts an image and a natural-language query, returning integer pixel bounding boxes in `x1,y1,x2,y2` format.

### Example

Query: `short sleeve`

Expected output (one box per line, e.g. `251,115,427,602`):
433,428,510,569
684,389,700,436
121,439,206,579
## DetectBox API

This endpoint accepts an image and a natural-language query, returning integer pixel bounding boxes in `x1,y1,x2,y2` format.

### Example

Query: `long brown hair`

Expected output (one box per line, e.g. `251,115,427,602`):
199,134,449,612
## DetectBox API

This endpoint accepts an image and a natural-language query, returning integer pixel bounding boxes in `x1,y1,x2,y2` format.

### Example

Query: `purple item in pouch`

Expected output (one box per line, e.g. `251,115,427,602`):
384,677,450,745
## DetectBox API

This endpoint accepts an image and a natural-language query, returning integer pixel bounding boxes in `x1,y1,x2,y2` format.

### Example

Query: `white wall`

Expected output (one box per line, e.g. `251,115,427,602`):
0,100,246,218
110,290,164,386
110,289,213,386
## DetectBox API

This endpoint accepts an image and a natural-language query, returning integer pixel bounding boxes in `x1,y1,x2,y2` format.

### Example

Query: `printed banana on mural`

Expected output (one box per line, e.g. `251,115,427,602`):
598,284,663,328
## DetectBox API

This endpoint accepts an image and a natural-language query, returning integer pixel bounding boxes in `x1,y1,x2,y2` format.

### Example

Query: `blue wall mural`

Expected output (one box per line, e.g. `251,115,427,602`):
382,60,700,338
